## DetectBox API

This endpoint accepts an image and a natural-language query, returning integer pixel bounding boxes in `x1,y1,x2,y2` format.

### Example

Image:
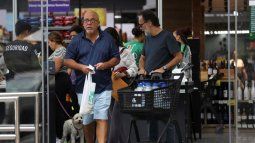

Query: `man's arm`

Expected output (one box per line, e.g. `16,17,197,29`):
165,51,183,69
64,59,91,74
94,57,120,70
153,51,183,73
138,55,147,75
30,48,41,70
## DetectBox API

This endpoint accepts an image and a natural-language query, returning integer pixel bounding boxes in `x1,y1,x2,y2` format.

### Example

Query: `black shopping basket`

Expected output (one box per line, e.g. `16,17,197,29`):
118,73,184,143
118,73,184,115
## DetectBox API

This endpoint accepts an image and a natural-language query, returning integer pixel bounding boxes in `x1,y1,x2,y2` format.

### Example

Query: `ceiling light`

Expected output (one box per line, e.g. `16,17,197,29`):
114,15,121,19
204,30,249,35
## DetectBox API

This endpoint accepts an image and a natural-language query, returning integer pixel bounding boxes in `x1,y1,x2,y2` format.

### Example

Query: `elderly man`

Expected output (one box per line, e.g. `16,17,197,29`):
64,10,120,143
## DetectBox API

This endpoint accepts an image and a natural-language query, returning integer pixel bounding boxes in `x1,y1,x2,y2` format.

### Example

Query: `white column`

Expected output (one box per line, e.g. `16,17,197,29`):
12,0,17,40
157,0,163,28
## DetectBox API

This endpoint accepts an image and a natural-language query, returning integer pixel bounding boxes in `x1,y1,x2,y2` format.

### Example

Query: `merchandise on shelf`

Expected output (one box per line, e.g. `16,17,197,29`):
237,102,255,128
21,14,79,42
52,16,76,26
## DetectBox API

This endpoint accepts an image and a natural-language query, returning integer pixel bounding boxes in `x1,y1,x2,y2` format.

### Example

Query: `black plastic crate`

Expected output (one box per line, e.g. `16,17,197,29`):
118,74,183,114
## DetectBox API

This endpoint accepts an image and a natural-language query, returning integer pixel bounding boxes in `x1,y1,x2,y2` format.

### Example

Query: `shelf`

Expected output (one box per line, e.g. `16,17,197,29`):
209,99,255,105
44,26,72,31
237,124,255,128
219,79,235,82
247,48,255,52
238,100,254,103
237,115,255,120
202,124,235,128
211,99,235,105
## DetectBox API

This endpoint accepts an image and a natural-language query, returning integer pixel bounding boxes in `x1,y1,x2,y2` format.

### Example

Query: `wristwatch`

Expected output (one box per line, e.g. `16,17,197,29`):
163,65,167,71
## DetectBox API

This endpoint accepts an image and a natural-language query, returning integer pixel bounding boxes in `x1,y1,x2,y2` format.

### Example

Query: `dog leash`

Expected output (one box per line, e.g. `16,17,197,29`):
55,93,72,119
56,94,84,134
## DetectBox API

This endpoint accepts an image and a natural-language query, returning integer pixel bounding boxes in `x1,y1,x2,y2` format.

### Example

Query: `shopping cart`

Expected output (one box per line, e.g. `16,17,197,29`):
200,73,224,133
118,73,184,143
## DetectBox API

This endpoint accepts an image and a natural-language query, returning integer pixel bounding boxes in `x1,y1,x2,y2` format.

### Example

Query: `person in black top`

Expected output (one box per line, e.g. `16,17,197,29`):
4,20,41,92
3,21,42,140
138,10,182,77
137,10,183,142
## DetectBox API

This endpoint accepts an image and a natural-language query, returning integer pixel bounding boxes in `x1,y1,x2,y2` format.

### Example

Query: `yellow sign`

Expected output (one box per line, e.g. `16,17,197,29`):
74,8,106,26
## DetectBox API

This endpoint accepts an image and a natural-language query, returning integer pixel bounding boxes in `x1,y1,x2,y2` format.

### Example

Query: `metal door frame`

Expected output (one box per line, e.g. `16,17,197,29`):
0,92,41,143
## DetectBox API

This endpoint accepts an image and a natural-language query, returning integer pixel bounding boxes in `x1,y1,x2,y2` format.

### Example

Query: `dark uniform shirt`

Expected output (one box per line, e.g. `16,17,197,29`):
142,30,180,73
3,40,42,92
65,31,120,94
4,40,41,74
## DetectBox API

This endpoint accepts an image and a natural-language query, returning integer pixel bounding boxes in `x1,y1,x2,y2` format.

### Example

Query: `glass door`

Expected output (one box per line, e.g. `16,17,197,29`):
0,0,46,143
235,0,255,142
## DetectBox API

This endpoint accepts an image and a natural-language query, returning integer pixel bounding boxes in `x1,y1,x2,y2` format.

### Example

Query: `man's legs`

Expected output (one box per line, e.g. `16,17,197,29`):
96,119,108,143
83,120,108,143
77,93,95,143
79,91,111,143
94,90,111,143
83,122,96,143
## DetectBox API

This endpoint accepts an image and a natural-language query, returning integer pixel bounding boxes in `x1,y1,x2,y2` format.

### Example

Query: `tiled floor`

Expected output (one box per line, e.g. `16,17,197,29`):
195,128,255,143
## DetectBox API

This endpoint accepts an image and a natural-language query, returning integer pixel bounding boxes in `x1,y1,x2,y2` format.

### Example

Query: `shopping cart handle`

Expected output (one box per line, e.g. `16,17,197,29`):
150,72,163,80
137,73,163,80
138,74,145,80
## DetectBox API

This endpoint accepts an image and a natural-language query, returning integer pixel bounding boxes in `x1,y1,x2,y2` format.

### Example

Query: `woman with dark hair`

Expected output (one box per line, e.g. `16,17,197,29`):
48,31,67,72
48,31,79,141
230,50,248,86
104,27,138,80
104,27,138,143
124,27,145,66
173,27,192,68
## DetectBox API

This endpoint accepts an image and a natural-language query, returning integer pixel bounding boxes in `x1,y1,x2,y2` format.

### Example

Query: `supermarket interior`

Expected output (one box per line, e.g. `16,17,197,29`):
0,0,255,143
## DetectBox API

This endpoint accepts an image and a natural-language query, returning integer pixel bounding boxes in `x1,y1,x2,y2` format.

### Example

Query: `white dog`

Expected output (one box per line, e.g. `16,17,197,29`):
61,113,84,143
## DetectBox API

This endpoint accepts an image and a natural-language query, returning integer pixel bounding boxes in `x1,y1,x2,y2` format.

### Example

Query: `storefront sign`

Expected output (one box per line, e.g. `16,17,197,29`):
28,0,70,12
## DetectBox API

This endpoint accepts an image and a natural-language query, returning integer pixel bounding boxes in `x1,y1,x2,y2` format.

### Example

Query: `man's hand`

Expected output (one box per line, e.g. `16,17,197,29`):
138,68,147,75
94,62,106,70
81,65,92,74
151,67,165,74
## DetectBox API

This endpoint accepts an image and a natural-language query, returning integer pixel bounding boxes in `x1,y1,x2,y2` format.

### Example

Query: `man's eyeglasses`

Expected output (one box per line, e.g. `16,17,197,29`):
82,18,98,24
138,22,146,28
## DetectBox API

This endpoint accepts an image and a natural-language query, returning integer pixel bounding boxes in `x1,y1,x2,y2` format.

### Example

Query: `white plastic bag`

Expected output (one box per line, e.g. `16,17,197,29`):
79,72,96,115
